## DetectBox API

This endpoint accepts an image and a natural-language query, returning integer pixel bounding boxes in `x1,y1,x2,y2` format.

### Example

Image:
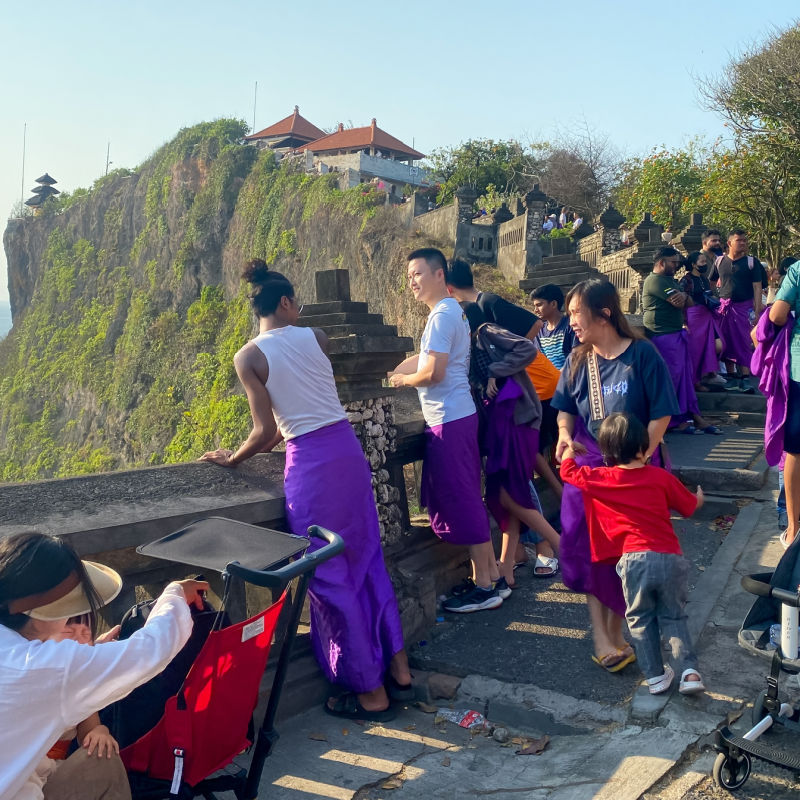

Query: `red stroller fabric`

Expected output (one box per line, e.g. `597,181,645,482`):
122,593,287,787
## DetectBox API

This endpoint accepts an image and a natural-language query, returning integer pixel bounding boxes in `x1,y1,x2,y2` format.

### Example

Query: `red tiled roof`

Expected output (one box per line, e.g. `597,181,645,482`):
300,119,424,159
245,106,325,142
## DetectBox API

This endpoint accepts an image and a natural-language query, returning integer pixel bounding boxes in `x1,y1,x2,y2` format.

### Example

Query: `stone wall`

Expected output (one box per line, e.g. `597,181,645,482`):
577,230,603,271
465,221,497,262
496,214,527,284
595,246,639,313
410,203,458,246
345,395,404,545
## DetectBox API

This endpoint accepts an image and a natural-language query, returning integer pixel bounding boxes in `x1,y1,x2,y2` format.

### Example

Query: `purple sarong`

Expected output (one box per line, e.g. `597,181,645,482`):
484,380,540,531
285,419,404,693
651,330,700,425
685,304,723,383
559,419,670,618
716,298,754,365
421,413,491,545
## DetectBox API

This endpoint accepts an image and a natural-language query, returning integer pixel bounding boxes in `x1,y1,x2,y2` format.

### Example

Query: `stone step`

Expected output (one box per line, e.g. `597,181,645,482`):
667,425,768,493
697,391,766,414
296,312,384,327
299,301,369,315
541,254,578,265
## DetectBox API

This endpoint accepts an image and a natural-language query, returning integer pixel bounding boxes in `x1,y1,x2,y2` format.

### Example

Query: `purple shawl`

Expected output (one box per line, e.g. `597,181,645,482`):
751,310,795,466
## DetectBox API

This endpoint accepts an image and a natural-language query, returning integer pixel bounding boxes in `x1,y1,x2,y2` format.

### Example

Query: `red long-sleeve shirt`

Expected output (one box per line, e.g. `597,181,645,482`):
560,458,699,562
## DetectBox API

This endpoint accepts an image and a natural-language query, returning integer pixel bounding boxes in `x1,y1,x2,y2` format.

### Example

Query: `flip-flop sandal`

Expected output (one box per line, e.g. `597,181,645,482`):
533,555,558,577
681,424,704,435
618,644,636,661
386,675,415,702
591,651,635,673
703,425,723,435
324,692,396,722
780,528,795,550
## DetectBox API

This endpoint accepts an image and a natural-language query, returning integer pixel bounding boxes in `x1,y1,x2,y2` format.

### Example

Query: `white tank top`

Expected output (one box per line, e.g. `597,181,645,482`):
252,325,345,441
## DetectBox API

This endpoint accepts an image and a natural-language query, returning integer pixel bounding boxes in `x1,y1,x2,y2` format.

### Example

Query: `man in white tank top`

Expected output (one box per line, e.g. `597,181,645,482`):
390,248,502,614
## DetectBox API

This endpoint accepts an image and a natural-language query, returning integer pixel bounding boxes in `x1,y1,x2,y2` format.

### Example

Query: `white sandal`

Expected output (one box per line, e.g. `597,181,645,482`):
679,668,706,695
533,555,559,578
646,664,674,695
781,529,795,550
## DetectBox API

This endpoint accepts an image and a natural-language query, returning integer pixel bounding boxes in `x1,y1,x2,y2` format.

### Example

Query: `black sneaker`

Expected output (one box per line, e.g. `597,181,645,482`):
442,585,503,613
449,577,476,597
494,577,513,599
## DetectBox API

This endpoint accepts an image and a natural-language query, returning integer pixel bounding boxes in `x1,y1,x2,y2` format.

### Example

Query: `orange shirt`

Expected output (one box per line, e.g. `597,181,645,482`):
525,350,560,401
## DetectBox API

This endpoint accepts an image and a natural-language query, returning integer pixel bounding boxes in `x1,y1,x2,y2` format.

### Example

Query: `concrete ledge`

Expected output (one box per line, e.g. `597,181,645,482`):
675,464,769,493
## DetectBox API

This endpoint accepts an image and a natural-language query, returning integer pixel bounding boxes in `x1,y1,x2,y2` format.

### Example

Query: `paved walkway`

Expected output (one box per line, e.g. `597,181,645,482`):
236,473,796,798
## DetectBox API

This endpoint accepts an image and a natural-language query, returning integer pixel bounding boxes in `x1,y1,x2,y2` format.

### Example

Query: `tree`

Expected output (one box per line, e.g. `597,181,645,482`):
426,139,544,206
701,24,800,149
701,139,800,268
537,121,621,220
612,142,708,231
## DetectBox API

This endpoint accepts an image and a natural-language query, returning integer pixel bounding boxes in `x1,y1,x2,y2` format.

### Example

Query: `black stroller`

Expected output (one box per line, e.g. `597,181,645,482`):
713,539,800,790
109,516,343,800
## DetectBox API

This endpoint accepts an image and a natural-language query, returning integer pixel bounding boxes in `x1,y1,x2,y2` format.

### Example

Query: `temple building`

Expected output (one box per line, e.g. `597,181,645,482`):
246,107,430,196
244,106,325,152
24,173,60,211
300,118,428,195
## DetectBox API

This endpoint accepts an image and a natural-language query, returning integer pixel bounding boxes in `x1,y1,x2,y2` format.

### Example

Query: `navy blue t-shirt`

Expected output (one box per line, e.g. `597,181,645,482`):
551,338,679,438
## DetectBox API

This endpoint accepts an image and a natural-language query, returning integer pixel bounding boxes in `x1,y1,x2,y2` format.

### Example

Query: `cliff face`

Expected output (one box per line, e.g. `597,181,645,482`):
0,119,432,482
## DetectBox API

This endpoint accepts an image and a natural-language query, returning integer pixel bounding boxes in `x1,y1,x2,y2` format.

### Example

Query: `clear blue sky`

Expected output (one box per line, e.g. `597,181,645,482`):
2,0,798,302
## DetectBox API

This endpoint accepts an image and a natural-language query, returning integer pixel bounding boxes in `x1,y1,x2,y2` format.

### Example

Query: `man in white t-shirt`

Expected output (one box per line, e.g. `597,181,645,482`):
390,248,502,613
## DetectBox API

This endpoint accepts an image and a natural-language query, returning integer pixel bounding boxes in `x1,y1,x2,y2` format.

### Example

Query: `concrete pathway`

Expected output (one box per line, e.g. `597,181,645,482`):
234,471,797,800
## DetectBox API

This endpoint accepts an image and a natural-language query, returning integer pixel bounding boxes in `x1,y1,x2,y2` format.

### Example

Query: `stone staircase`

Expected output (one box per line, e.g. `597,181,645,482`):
519,239,602,296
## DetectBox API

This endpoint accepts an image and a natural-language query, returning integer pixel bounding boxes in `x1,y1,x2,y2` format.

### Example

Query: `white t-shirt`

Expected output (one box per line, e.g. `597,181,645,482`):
0,583,192,800
417,298,476,427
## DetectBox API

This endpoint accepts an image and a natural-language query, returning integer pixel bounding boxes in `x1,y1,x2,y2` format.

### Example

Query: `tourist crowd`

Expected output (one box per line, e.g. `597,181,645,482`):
2,228,798,799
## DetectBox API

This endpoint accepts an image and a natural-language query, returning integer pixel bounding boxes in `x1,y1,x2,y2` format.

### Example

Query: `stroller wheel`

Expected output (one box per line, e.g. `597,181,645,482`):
713,752,752,791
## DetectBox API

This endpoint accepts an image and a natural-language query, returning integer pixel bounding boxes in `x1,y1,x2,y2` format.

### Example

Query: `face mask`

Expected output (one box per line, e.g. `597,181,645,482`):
696,263,708,274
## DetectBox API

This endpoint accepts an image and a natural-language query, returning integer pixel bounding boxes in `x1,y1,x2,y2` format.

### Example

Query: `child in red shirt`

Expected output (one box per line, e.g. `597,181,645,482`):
560,412,705,696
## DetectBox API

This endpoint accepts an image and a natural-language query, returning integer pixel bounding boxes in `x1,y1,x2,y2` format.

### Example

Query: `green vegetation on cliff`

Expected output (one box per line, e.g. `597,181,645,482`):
0,119,402,482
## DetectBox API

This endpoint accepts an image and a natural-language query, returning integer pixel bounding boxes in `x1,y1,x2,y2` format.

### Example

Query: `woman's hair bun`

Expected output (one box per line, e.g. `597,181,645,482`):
242,258,271,285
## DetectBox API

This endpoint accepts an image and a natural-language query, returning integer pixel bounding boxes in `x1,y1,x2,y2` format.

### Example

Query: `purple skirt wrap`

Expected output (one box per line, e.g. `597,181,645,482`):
484,380,540,531
421,413,491,545
716,298,754,365
651,330,700,424
685,305,723,383
284,419,405,693
560,419,670,618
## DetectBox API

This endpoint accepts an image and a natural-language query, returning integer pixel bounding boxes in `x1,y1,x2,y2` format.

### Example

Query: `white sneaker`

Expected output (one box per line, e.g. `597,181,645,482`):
703,373,727,387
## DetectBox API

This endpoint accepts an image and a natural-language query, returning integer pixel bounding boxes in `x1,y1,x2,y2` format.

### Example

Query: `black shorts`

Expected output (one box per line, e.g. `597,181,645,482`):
538,399,559,453
786,380,800,455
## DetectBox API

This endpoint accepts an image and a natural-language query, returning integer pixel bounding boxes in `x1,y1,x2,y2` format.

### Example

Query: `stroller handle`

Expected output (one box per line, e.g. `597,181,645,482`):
742,574,800,607
224,525,345,588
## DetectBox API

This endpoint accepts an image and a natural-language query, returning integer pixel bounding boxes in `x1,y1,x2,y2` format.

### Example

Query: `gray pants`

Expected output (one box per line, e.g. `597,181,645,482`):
619,551,697,680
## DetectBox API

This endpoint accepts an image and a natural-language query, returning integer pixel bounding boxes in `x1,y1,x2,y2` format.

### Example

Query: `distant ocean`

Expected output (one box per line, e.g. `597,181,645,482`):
0,300,11,338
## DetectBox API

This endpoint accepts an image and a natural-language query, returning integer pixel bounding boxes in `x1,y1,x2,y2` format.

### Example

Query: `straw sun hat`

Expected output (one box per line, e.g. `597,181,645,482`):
25,562,122,621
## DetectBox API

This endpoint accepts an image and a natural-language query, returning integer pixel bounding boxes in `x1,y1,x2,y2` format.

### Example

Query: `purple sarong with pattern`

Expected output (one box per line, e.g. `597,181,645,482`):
560,418,671,617
651,330,700,425
484,380,540,531
716,298,754,365
421,413,491,545
285,419,405,693
685,304,723,383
